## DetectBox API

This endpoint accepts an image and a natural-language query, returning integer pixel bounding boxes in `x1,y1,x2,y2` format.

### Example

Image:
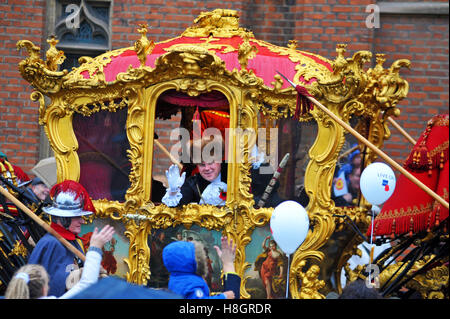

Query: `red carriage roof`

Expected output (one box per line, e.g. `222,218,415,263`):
77,35,333,89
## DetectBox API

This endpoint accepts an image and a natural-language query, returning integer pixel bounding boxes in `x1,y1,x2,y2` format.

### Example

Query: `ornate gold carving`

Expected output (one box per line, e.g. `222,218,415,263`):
124,218,151,284
406,262,448,299
134,24,155,68
45,35,66,72
164,36,237,55
182,9,253,38
238,34,258,71
61,48,130,89
377,255,449,299
17,38,67,94
8,240,28,258
250,38,333,84
297,261,326,299
16,40,41,64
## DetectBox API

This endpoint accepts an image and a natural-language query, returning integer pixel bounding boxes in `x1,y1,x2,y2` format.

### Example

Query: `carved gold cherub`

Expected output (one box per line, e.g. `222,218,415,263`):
298,261,325,299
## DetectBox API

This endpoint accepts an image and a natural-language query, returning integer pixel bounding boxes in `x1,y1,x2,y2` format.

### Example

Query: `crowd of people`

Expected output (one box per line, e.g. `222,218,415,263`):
0,165,240,299
1,138,388,300
0,132,384,300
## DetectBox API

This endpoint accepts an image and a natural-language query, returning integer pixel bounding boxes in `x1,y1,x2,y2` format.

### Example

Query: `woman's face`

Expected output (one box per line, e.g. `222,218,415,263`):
197,162,221,182
269,241,277,250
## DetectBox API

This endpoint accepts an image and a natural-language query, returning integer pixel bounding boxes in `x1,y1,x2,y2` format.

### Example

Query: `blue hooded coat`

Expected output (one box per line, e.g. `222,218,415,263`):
162,241,226,299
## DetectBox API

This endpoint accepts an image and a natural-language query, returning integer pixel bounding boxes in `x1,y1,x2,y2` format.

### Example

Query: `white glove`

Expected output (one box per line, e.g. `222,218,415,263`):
165,164,186,193
250,145,265,169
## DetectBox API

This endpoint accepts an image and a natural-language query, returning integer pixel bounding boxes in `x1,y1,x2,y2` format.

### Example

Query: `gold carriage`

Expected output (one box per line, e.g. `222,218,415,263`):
16,9,413,298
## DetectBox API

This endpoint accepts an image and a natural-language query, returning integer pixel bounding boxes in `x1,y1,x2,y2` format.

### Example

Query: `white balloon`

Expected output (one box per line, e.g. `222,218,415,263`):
270,200,310,255
360,162,396,206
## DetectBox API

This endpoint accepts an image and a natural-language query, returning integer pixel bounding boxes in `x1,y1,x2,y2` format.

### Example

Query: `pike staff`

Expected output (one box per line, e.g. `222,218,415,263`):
387,116,417,145
256,153,290,209
276,71,449,210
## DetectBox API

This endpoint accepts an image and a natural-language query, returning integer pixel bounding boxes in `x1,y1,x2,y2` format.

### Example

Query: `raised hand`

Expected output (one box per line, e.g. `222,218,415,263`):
165,164,186,193
89,225,115,250
214,236,236,274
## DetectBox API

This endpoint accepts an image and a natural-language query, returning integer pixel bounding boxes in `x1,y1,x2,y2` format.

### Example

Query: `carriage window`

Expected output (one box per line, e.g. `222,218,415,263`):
253,113,318,208
331,116,365,208
73,106,130,201
151,89,230,206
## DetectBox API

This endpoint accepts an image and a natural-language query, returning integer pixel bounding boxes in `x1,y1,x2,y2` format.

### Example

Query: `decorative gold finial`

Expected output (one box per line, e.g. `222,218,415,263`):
288,39,298,50
370,53,387,76
45,35,66,71
333,43,348,72
16,39,41,64
238,33,258,71
134,23,155,67
375,53,386,66
182,9,254,38
271,74,283,92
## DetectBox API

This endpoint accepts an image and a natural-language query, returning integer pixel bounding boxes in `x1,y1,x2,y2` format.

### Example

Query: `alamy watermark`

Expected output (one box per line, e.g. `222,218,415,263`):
167,121,278,174
365,4,380,29
65,4,81,29
365,264,380,288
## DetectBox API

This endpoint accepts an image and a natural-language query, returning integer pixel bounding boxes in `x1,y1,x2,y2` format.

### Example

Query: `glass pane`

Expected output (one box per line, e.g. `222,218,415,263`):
73,106,130,201
331,116,365,208
254,114,318,208
152,90,230,205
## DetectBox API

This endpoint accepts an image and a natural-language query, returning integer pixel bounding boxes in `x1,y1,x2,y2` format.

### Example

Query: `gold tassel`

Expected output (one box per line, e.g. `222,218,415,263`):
390,219,396,239
426,211,432,232
435,207,440,227
427,152,433,176
409,217,414,237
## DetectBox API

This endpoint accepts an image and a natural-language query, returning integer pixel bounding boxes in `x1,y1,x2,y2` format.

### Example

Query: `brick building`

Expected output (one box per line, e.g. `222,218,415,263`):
0,0,448,177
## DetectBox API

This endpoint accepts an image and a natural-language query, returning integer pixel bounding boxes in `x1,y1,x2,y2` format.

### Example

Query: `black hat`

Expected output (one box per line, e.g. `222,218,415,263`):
31,177,45,186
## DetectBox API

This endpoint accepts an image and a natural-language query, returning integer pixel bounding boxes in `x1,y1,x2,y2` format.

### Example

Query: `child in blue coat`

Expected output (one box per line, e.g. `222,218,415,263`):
162,236,240,299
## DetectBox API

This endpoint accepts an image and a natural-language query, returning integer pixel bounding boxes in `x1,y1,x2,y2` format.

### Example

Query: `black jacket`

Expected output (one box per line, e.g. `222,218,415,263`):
178,163,228,206
178,163,282,208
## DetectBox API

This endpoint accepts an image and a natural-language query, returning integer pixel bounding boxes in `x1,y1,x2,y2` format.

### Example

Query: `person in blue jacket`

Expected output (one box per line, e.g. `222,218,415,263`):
162,236,240,299
27,180,96,297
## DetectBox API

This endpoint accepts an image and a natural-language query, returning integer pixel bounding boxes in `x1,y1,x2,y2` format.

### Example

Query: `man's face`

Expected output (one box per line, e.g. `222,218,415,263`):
197,162,221,182
32,183,50,201
68,216,86,235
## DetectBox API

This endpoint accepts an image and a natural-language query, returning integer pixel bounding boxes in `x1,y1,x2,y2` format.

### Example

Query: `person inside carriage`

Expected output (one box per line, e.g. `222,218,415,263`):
160,107,283,208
